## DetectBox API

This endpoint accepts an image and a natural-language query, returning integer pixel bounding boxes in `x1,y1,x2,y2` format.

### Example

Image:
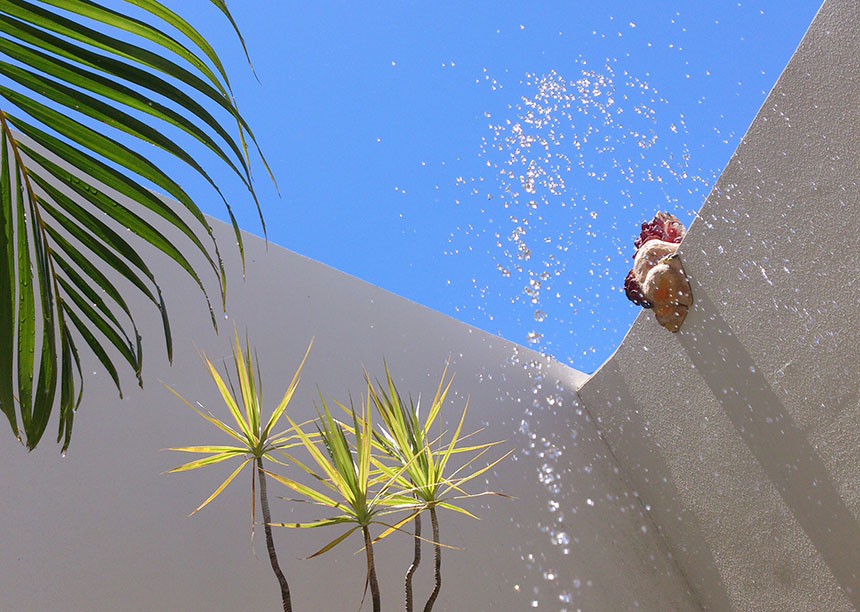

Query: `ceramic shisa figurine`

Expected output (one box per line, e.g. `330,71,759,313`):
624,212,693,333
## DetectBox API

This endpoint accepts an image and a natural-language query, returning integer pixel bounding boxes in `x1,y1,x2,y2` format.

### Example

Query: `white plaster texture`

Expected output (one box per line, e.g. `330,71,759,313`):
578,0,860,609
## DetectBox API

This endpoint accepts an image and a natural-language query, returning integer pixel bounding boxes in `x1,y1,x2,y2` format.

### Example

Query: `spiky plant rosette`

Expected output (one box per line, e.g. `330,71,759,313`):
268,394,424,612
365,364,511,612
164,332,312,612
165,332,311,522
367,364,510,515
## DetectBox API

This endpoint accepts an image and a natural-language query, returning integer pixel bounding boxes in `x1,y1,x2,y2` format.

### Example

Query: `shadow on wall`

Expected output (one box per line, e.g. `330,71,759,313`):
581,358,734,611
678,288,860,607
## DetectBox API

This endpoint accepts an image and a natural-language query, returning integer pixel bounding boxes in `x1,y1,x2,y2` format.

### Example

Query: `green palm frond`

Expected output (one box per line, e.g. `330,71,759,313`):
0,0,269,450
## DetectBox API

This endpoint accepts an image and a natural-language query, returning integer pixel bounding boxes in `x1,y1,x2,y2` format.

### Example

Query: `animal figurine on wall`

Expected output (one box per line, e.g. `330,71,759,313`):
623,212,693,333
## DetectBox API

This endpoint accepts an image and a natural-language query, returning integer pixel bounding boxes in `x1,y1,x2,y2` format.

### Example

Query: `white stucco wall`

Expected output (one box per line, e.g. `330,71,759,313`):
5,0,860,610
1,220,698,610
577,0,860,609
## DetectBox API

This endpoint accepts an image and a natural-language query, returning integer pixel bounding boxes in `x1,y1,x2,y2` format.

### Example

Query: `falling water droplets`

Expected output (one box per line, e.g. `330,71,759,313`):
451,13,750,610
459,54,716,371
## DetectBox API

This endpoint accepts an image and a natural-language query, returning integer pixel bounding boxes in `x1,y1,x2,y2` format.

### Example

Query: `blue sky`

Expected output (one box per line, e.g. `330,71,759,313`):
182,0,820,373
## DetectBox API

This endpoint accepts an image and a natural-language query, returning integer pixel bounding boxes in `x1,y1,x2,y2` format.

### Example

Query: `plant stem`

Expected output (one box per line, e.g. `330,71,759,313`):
363,525,382,612
257,458,292,612
405,512,422,612
422,507,441,612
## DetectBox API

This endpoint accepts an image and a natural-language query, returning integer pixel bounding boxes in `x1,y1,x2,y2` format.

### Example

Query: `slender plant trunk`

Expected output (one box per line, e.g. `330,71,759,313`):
363,525,382,612
404,512,422,612
257,458,292,612
422,507,441,612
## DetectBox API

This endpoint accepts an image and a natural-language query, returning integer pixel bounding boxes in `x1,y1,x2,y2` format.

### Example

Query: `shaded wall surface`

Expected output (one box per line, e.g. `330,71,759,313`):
578,0,860,610
2,224,697,609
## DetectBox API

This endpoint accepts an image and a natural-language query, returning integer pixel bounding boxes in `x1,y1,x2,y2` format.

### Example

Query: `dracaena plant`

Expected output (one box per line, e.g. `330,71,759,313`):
165,332,311,612
367,365,511,612
268,395,421,612
0,0,271,451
